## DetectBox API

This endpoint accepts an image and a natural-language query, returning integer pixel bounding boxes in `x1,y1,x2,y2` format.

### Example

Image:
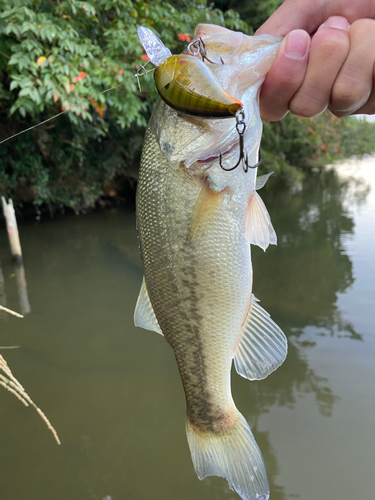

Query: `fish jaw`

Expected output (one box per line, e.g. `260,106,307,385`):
153,29,280,168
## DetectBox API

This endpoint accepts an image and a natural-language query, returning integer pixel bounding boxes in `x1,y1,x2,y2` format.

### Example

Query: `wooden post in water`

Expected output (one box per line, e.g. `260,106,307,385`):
0,261,5,308
1,197,23,265
1,197,31,314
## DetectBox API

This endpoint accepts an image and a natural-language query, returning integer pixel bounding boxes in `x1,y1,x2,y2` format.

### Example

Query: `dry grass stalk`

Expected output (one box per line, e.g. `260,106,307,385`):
0,354,61,445
0,305,23,318
0,377,29,406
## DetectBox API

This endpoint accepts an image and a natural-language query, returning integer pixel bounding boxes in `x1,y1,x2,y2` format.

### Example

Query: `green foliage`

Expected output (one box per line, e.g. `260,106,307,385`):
214,0,283,31
0,0,374,211
260,112,375,181
0,0,246,211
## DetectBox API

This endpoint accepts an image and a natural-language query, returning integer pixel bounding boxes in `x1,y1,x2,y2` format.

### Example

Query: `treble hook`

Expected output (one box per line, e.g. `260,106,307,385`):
219,109,261,173
188,37,224,65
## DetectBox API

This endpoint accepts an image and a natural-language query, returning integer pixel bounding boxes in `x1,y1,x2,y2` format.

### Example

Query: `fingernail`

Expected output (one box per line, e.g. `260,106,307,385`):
285,30,310,60
322,16,350,30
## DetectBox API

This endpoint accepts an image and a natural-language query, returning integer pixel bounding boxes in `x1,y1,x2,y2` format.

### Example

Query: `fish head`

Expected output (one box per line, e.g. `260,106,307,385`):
153,24,282,178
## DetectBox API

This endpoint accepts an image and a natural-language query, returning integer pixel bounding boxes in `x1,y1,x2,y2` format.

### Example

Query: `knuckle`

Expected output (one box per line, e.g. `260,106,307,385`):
260,98,288,121
279,69,305,90
289,85,327,117
318,36,349,58
312,29,350,60
355,101,375,116
331,80,370,113
350,18,375,34
328,107,350,118
289,99,326,118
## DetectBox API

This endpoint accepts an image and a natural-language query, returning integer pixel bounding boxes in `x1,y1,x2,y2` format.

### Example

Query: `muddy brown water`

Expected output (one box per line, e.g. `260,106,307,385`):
0,159,374,500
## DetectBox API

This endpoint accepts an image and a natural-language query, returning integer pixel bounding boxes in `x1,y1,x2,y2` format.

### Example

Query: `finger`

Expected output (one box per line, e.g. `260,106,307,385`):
330,19,375,116
255,0,375,36
289,16,350,117
354,79,375,115
256,0,323,36
260,30,310,121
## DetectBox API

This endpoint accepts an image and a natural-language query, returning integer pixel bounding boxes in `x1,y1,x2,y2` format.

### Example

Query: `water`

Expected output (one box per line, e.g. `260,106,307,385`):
0,159,374,500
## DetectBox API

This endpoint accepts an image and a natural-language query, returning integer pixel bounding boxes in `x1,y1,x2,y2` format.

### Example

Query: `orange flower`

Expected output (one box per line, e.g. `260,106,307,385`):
37,56,47,66
119,69,124,75
73,76,79,83
79,71,86,80
178,33,191,42
69,83,75,91
141,54,150,61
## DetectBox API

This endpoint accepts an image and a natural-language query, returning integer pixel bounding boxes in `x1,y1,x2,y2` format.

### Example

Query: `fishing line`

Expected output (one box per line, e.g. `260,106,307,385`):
0,62,154,146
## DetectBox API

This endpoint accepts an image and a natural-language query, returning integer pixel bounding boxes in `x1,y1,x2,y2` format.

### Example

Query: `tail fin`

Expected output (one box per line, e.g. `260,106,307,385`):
186,411,269,500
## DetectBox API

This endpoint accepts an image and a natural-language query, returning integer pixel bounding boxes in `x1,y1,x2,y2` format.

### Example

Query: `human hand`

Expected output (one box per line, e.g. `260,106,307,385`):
256,0,375,120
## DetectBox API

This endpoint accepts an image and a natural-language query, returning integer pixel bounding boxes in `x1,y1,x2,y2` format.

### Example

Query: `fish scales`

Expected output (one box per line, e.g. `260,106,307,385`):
135,23,287,500
138,103,251,430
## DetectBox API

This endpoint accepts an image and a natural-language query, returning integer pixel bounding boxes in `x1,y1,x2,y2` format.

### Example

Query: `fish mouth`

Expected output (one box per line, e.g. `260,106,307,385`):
196,141,238,165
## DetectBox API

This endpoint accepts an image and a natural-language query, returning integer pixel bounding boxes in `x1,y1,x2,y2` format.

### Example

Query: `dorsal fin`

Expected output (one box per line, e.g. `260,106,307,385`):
233,295,287,380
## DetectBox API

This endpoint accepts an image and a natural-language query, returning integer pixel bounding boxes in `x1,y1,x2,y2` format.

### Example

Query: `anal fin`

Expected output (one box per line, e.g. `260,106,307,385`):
234,295,287,380
134,278,163,335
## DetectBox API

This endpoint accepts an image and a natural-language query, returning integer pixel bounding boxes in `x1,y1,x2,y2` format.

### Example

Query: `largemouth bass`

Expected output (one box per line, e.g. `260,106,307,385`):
135,24,287,500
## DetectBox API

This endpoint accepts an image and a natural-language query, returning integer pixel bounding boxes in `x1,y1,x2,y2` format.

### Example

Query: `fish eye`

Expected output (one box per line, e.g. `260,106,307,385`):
163,83,170,90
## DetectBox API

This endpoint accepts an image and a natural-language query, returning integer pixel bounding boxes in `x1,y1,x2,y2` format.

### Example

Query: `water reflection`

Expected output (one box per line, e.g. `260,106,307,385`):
254,166,370,337
0,164,372,500
241,164,371,499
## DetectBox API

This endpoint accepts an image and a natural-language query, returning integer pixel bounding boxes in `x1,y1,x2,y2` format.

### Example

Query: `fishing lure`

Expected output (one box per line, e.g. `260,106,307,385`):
137,27,259,172
138,26,242,118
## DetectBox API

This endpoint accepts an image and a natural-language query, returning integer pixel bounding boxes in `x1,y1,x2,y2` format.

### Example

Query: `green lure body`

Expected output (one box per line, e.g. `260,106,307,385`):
154,54,242,118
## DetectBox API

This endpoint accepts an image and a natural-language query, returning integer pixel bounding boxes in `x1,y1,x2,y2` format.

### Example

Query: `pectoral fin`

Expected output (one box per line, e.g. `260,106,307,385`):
188,181,224,241
245,191,277,251
134,278,163,335
256,172,273,190
233,295,287,380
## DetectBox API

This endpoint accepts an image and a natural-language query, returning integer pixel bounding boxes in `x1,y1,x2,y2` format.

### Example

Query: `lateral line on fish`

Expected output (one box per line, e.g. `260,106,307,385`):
0,63,154,146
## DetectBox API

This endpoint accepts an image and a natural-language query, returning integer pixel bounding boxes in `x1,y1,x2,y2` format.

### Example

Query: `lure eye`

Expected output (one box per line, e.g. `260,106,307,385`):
154,58,175,93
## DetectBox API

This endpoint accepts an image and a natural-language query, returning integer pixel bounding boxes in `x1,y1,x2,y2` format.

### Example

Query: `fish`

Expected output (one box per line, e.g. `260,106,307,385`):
134,24,287,500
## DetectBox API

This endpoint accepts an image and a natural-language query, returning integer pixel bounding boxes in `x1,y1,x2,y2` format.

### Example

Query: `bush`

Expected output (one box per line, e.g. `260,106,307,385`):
260,112,375,181
1,0,374,211
0,0,246,212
